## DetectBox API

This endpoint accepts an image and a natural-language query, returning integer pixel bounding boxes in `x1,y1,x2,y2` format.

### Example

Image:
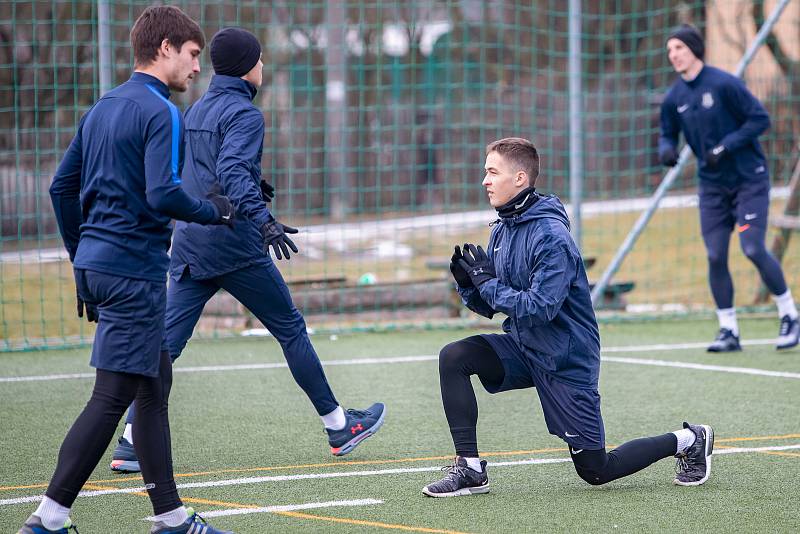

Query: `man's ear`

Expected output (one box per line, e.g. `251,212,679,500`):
157,38,172,59
515,170,528,187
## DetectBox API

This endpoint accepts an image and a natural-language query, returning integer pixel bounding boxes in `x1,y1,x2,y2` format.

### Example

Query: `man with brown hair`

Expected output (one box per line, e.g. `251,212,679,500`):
20,6,233,533
422,137,713,497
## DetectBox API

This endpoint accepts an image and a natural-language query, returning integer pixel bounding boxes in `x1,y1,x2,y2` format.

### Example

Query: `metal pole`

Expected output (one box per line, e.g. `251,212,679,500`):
325,0,349,220
590,0,792,305
568,0,583,249
97,0,112,95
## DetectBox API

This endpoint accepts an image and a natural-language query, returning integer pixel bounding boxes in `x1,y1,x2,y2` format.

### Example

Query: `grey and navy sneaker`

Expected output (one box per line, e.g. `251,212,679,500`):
776,315,800,350
674,422,714,486
110,436,140,473
422,456,489,497
327,403,386,456
151,507,233,534
707,328,741,353
17,514,78,533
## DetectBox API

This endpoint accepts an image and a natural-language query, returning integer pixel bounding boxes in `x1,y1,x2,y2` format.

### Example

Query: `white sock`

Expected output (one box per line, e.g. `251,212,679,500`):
34,496,70,530
321,406,346,431
153,506,189,527
123,423,134,445
463,456,483,472
716,308,739,336
673,428,696,454
773,290,799,320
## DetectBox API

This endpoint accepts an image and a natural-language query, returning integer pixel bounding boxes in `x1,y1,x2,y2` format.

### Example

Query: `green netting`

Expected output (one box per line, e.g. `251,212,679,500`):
1,1,798,350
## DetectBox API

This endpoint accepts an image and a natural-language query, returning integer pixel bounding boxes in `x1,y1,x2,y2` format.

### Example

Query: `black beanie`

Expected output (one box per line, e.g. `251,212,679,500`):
210,27,261,77
668,24,705,60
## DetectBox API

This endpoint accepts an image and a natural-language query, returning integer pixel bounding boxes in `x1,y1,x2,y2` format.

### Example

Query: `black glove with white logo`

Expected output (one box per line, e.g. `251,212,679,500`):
206,184,234,226
449,245,474,288
261,219,299,260
705,145,726,169
260,180,275,203
457,243,496,286
659,146,679,167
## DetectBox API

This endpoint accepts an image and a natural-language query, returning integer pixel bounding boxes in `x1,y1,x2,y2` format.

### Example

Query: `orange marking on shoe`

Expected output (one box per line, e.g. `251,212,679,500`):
351,423,364,434
737,223,750,233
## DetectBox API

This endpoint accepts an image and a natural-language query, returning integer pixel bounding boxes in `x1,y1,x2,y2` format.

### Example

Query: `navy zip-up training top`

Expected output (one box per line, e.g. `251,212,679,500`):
170,75,274,280
50,72,219,282
659,65,770,186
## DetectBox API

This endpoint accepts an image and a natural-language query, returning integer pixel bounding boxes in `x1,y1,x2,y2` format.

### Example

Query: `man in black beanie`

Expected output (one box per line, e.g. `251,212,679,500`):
110,27,385,473
658,24,800,353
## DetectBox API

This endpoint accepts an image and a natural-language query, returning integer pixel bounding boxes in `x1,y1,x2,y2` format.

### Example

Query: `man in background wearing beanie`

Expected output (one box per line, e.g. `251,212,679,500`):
110,27,385,474
658,24,800,352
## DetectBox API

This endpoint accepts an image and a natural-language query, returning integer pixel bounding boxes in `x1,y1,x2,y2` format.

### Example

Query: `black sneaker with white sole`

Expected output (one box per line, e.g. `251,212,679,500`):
674,422,714,486
776,315,800,350
422,456,489,497
707,328,741,353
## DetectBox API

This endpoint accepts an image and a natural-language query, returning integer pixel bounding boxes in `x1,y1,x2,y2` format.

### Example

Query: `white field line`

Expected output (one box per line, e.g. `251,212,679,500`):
144,498,384,520
2,445,798,507
2,340,799,383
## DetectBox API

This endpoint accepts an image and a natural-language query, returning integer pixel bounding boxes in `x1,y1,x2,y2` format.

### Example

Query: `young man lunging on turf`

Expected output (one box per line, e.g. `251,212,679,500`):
109,27,385,474
21,7,234,533
422,137,713,497
659,24,799,352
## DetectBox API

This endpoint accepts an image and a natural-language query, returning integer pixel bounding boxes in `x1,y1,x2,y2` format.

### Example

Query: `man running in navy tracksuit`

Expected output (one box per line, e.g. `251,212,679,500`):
21,7,233,534
109,28,385,474
659,24,800,352
421,138,713,497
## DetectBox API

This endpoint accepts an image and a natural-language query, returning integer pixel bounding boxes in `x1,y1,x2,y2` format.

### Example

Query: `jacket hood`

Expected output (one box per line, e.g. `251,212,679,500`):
503,193,571,230
208,74,258,100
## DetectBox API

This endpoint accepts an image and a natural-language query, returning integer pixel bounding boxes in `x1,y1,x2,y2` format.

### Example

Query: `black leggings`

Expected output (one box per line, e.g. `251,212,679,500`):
439,336,677,485
46,351,181,514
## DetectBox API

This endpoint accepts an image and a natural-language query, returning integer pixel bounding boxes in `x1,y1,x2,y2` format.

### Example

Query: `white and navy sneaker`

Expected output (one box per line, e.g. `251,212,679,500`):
150,507,232,534
422,456,489,497
674,422,714,486
326,403,386,456
110,436,140,473
707,328,741,353
776,315,800,350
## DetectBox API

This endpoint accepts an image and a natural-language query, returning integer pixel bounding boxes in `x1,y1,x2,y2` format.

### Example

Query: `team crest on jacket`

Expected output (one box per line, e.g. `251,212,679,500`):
702,92,714,108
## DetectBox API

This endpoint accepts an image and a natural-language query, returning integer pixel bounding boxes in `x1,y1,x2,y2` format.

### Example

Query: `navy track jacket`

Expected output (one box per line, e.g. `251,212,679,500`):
50,72,219,282
170,75,274,280
458,195,601,389
659,65,770,185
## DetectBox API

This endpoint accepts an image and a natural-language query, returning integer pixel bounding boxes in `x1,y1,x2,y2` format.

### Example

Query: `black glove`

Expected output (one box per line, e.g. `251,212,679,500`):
261,219,299,260
260,180,275,203
74,271,98,323
457,243,496,286
206,186,234,226
705,145,726,169
659,146,679,167
449,245,474,288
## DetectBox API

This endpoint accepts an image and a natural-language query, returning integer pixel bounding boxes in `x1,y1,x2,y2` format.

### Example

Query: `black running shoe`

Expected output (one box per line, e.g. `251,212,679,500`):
110,436,140,473
326,403,385,456
422,456,489,497
674,422,714,486
707,328,741,353
150,507,232,534
776,315,800,350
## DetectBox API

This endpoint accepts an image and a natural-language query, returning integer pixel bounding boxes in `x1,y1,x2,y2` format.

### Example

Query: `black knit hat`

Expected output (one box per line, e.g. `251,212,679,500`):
210,27,261,77
668,24,704,60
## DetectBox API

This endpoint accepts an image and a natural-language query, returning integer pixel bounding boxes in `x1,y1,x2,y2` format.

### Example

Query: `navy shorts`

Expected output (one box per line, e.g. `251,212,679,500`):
480,333,605,450
698,179,770,236
75,269,166,377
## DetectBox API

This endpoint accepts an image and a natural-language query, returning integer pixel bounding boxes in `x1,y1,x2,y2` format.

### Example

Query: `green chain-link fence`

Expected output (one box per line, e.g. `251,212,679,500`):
1,1,799,350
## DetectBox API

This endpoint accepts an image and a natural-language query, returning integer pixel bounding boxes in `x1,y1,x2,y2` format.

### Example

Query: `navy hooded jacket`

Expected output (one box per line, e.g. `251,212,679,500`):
49,72,219,282
170,75,274,280
457,195,601,389
659,65,770,186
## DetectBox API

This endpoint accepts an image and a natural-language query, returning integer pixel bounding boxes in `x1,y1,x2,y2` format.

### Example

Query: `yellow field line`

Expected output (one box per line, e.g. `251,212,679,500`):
180,496,260,509
3,433,799,492
273,510,470,534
